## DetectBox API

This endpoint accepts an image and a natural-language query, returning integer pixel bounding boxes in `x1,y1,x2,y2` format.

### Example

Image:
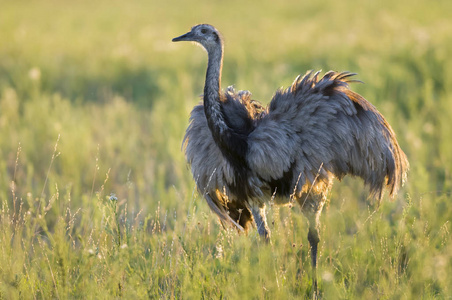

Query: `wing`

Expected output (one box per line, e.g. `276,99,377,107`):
183,104,234,194
247,71,408,200
183,87,263,193
183,90,259,230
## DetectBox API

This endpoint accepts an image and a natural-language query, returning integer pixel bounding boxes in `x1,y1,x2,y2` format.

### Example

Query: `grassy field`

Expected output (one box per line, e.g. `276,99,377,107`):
1,0,451,298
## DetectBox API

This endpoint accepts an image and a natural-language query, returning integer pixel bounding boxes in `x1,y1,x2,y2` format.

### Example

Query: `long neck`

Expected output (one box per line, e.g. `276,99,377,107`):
203,43,249,168
204,41,250,199
203,44,228,140
203,41,250,194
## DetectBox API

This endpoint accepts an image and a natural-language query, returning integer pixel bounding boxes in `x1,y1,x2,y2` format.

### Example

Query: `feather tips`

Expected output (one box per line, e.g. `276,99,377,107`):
247,71,408,201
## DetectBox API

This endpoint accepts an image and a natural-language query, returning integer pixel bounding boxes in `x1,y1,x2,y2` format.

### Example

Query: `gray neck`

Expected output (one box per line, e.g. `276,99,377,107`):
203,43,228,139
203,41,249,173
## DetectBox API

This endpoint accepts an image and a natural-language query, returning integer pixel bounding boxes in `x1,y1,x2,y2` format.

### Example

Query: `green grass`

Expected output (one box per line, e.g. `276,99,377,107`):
1,0,451,298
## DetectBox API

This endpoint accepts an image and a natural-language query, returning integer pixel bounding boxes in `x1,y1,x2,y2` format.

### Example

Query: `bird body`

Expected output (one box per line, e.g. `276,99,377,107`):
173,24,408,292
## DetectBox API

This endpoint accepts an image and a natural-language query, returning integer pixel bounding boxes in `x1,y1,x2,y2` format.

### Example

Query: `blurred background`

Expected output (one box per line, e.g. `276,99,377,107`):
1,0,451,298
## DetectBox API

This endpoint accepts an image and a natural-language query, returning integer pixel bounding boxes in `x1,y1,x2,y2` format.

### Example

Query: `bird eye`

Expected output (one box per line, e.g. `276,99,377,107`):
201,28,207,34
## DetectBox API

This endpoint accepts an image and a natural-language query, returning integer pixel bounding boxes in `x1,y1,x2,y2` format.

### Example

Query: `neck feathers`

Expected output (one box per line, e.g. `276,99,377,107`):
203,43,228,137
202,40,250,198
203,43,249,168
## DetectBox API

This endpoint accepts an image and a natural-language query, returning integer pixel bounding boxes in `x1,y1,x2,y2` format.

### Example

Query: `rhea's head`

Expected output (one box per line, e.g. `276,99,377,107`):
172,24,222,53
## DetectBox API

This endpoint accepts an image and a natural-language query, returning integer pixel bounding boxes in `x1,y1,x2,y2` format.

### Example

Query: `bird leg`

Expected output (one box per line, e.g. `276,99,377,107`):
308,226,320,296
298,191,327,299
250,204,271,241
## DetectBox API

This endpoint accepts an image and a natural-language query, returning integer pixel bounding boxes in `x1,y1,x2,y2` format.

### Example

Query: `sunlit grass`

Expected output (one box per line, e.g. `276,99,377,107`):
0,0,451,298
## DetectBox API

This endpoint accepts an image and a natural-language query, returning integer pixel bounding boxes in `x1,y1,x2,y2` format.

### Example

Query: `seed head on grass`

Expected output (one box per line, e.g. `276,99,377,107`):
109,193,118,203
106,193,121,247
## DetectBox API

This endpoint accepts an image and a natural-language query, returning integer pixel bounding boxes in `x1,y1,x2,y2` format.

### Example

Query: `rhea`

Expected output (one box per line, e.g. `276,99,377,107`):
172,24,408,290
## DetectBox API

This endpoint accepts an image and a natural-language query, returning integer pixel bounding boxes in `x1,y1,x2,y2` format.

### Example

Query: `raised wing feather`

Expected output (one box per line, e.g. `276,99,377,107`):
247,71,408,200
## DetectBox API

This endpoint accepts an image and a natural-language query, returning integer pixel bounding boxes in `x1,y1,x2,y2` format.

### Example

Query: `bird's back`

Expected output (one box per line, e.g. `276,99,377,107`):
221,87,266,133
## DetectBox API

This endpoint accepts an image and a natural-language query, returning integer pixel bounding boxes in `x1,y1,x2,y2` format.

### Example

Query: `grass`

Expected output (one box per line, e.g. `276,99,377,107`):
1,0,452,298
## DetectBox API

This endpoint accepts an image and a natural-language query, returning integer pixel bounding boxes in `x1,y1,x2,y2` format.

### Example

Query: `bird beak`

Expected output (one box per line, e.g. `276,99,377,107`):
172,31,194,42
